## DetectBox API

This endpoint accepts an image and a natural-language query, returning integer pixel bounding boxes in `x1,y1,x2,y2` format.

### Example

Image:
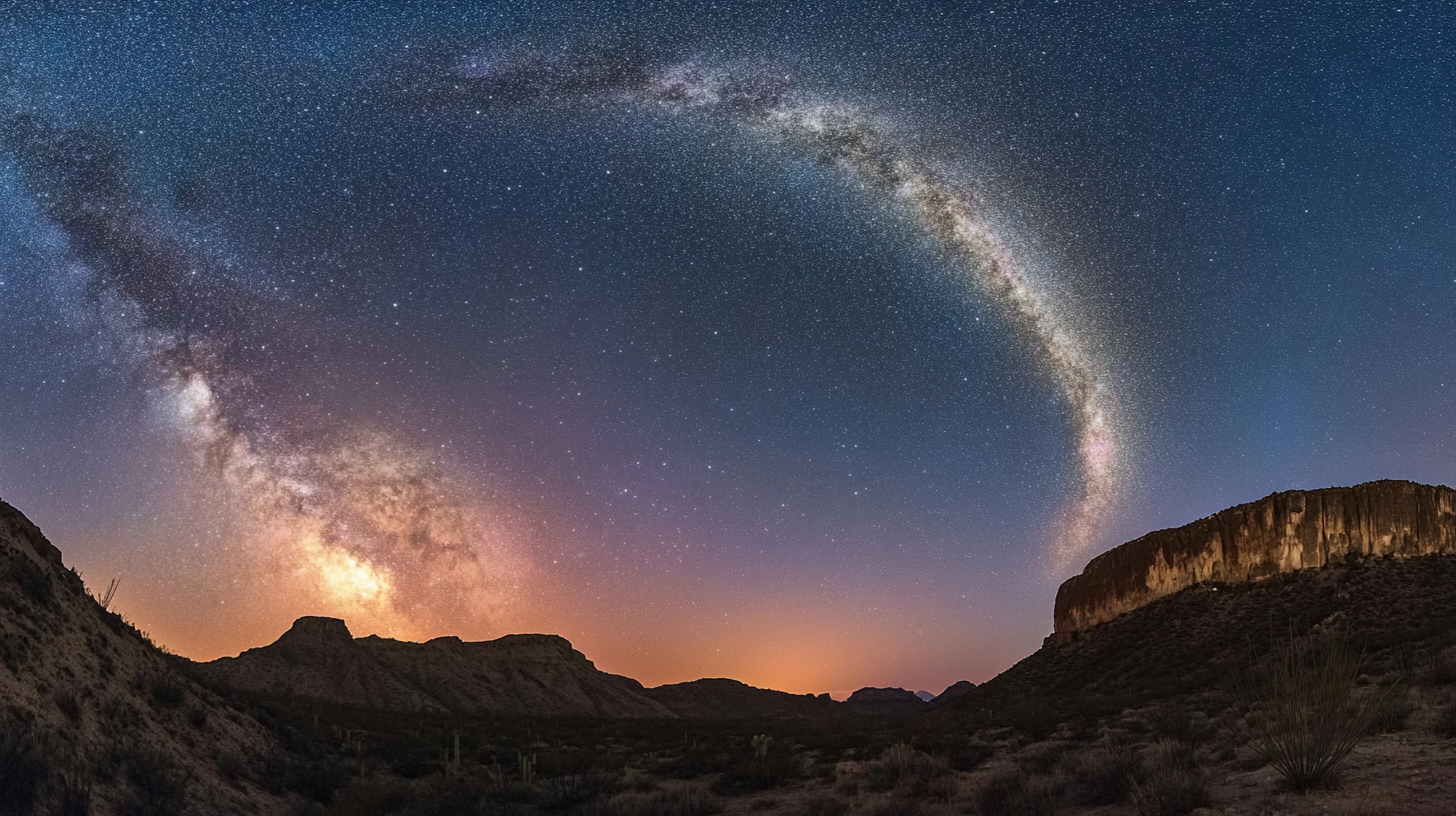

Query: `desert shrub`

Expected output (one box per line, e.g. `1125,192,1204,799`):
1430,701,1456,738
122,747,190,816
923,773,960,803
326,779,412,815
972,769,1057,816
605,782,722,816
0,631,29,672
1014,741,1065,775
1065,743,1143,805
6,555,54,608
0,712,50,815
53,773,92,816
1004,700,1059,741
216,748,249,784
1128,770,1207,816
619,767,656,792
796,792,849,816
1230,631,1390,791
1151,707,1213,745
542,770,614,810
1373,687,1414,733
55,687,84,722
1146,739,1198,773
262,746,344,803
861,744,949,793
148,675,185,709
1430,646,1456,685
853,797,923,816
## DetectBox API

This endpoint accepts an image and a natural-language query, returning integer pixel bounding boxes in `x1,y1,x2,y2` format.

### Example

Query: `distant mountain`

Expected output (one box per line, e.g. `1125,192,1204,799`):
842,686,926,714
197,617,676,717
0,498,286,814
913,690,934,702
929,680,976,705
644,677,842,718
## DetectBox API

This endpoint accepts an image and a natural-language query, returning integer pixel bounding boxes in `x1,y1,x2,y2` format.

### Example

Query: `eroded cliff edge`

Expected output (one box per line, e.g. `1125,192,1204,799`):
1053,480,1456,640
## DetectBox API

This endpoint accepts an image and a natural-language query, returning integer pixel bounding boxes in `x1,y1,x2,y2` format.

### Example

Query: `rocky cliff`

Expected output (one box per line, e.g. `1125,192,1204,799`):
1054,480,1456,639
199,618,676,717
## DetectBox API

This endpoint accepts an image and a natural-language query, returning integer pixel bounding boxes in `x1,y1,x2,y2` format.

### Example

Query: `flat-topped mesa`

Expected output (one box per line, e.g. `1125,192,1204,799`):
1053,480,1456,641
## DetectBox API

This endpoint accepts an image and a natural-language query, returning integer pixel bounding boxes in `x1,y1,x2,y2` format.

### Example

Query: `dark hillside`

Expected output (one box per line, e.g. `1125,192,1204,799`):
942,553,1456,726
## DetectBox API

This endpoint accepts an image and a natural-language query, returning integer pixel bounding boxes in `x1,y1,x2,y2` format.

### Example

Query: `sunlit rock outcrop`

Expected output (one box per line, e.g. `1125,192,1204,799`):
1054,480,1456,640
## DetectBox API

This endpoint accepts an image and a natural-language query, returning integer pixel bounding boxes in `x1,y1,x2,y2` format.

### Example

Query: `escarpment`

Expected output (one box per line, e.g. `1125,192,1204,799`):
1054,480,1456,639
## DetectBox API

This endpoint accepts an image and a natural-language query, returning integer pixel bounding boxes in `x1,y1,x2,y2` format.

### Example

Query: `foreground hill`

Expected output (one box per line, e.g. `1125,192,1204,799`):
0,498,287,815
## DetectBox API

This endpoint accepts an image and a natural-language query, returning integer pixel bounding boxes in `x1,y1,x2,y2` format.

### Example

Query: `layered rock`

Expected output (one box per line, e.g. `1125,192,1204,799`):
1054,480,1456,639
200,619,676,717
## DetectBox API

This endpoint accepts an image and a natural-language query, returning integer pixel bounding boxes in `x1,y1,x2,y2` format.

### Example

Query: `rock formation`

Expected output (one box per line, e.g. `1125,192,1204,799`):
0,498,287,814
644,678,841,718
199,618,676,717
1054,480,1456,639
842,686,927,714
930,680,977,704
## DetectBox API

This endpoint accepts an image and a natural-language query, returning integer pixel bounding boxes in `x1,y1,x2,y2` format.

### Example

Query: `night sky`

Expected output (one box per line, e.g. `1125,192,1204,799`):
2,3,1452,698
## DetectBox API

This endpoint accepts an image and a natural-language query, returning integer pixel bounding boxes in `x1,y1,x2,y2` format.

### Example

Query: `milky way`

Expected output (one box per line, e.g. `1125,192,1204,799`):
1,44,1121,640
9,4,1446,693
393,50,1124,566
3,114,523,639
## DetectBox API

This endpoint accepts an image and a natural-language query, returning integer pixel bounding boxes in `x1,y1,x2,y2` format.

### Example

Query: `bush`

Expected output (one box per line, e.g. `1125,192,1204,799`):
55,688,83,723
148,675,185,709
1129,770,1208,816
605,783,722,816
1065,743,1143,805
6,555,54,608
1373,688,1414,733
216,749,249,784
1230,631,1390,791
1014,742,1065,775
795,792,848,816
0,712,49,814
973,770,1057,816
122,748,189,816
1430,702,1456,738
1151,707,1213,745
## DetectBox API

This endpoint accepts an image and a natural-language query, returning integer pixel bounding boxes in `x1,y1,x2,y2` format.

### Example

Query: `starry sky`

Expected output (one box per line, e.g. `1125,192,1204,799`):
1,3,1452,698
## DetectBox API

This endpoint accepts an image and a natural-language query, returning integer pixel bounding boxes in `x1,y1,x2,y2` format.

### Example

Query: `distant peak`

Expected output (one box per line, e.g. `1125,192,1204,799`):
285,616,353,640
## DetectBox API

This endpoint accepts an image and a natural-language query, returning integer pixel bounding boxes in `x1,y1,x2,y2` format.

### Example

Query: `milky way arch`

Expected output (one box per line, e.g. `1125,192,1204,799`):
3,48,1123,640
395,50,1125,567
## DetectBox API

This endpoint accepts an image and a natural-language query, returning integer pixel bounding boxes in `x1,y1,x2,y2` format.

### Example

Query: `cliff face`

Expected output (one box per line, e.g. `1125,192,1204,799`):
1054,480,1456,639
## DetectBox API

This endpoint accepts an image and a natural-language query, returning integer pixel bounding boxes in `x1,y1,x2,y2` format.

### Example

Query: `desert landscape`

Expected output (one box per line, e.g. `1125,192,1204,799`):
6,481,1456,814
3,4,1453,816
